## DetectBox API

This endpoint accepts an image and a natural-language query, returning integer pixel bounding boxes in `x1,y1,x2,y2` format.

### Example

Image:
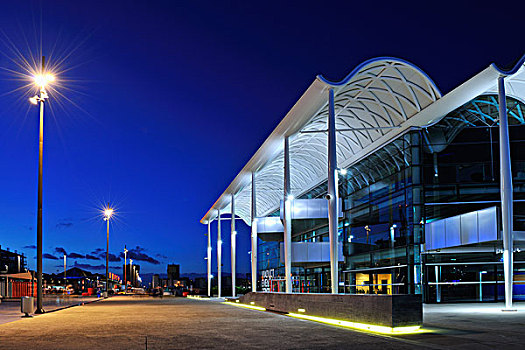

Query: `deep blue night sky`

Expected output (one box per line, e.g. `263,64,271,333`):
0,1,522,277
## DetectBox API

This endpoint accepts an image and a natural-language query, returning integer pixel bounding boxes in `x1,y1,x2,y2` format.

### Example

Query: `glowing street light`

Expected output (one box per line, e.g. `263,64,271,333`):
64,254,67,285
33,73,55,88
129,259,133,287
29,56,55,314
123,246,128,293
104,208,114,219
103,203,114,295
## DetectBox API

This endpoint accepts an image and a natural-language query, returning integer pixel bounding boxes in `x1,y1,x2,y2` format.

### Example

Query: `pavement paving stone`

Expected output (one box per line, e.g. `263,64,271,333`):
0,296,523,349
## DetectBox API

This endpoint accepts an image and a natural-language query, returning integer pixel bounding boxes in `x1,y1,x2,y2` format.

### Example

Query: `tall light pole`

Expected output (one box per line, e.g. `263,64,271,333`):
29,56,55,314
103,204,114,294
63,254,67,285
130,259,133,287
123,246,128,293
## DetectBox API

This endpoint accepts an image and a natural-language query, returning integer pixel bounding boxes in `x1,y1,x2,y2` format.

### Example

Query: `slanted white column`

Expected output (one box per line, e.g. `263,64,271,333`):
251,172,258,292
327,88,339,294
498,77,514,310
217,210,222,298
283,136,293,293
207,220,212,297
231,195,236,297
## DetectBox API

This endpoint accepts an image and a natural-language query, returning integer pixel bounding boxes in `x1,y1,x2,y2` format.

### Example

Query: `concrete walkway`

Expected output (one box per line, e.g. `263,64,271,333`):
415,303,525,348
0,296,524,349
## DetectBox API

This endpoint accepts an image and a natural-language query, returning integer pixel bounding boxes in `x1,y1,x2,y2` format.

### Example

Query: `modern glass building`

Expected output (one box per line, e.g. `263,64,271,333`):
201,56,525,305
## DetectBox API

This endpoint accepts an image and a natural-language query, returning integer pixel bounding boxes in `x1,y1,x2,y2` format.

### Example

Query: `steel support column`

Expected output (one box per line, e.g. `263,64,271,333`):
231,195,236,297
207,220,212,297
327,88,339,294
283,136,292,293
217,210,222,298
498,77,514,310
251,172,258,292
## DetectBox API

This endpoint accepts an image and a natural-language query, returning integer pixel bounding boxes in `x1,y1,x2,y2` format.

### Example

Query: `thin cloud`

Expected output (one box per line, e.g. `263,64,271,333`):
85,254,100,260
120,246,160,265
56,221,73,229
73,261,105,271
108,253,121,262
55,247,67,255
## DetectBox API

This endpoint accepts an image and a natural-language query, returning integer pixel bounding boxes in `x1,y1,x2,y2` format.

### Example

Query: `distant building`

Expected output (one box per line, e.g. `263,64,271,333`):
45,267,100,294
194,277,206,290
167,264,180,285
152,274,160,288
0,246,31,298
0,245,27,274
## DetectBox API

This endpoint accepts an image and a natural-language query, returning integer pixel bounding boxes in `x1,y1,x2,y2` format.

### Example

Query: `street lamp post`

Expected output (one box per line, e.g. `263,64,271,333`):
29,56,55,314
130,259,133,287
123,246,128,293
103,204,114,295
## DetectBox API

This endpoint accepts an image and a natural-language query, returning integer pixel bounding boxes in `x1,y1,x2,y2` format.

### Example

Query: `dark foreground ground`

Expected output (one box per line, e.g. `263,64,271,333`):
0,296,524,349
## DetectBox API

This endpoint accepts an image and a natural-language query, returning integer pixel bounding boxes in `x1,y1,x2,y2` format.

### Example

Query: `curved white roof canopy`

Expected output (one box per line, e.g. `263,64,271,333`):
201,56,525,225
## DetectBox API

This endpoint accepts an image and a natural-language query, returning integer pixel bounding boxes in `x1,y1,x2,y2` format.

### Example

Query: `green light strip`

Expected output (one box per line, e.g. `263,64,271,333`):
287,313,425,335
223,301,266,311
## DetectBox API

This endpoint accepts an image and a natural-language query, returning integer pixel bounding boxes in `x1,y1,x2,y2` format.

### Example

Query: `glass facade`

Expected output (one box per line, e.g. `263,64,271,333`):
420,95,525,302
255,94,525,302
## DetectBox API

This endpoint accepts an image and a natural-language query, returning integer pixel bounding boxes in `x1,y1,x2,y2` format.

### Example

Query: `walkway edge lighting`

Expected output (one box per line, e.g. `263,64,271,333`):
287,313,425,335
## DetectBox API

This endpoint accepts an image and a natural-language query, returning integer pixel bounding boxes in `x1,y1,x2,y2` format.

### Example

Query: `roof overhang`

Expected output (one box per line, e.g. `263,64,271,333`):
200,55,525,225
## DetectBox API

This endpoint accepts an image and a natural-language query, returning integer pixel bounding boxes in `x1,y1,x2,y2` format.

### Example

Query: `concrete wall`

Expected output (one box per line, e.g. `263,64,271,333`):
238,292,422,328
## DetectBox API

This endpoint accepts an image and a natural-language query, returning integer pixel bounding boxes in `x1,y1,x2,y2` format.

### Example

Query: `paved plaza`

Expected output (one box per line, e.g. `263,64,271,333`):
0,296,524,349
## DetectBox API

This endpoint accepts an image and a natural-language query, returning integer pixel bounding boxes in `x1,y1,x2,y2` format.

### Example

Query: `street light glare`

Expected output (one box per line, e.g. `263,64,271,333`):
33,73,55,88
29,96,38,105
104,208,114,219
